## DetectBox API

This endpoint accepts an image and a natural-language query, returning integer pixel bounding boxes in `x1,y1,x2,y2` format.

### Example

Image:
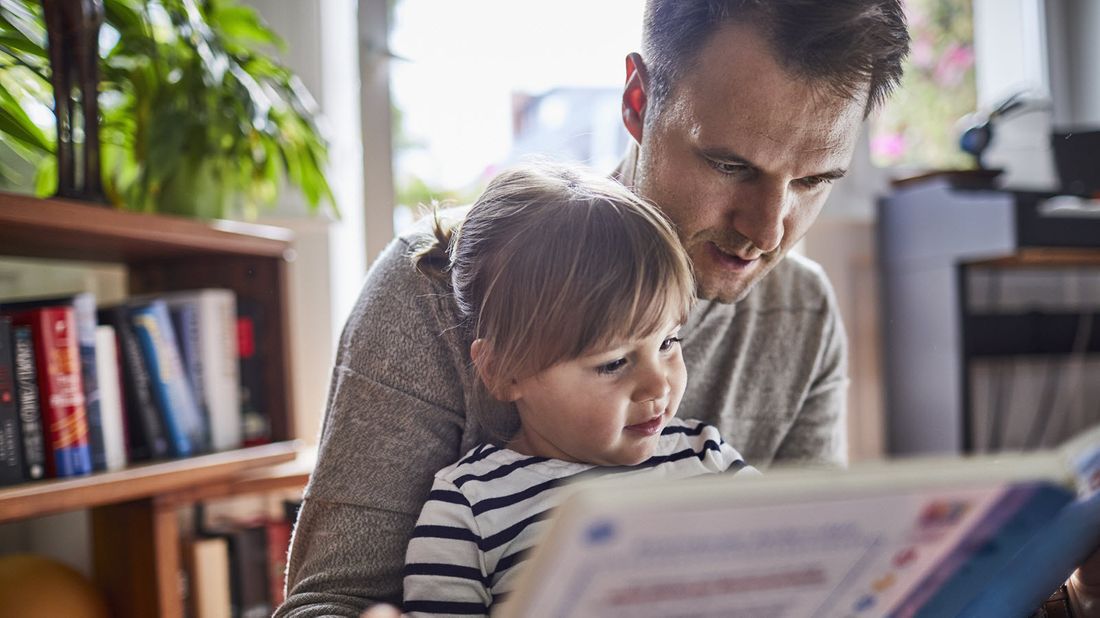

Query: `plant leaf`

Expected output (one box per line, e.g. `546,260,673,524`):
33,152,56,197
211,5,283,51
0,79,51,152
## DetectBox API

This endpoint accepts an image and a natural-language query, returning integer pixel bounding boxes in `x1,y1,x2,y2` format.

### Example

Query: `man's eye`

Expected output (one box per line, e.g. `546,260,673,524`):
798,176,834,189
708,160,748,175
660,336,683,352
597,358,628,375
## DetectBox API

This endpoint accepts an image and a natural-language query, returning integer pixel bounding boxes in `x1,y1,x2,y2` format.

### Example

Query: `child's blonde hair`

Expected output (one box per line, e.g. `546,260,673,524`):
414,162,695,398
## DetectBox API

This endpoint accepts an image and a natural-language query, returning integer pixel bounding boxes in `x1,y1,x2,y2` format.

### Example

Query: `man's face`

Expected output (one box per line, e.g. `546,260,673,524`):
631,23,867,303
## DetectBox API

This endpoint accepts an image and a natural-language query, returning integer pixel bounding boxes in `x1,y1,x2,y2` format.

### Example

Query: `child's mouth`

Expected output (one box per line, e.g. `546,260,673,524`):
624,413,665,436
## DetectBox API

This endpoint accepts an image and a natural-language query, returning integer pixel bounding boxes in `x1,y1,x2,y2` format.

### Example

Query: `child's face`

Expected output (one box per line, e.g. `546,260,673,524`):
507,318,687,466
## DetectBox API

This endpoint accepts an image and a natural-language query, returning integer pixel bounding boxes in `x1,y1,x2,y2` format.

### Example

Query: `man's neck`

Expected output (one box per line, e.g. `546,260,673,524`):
611,141,641,189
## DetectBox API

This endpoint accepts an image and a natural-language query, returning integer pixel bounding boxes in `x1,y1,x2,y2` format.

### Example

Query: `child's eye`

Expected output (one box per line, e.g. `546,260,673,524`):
597,358,628,375
660,336,683,352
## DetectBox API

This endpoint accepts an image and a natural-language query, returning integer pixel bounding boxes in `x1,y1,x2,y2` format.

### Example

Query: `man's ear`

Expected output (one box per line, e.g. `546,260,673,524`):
471,339,523,402
622,52,649,144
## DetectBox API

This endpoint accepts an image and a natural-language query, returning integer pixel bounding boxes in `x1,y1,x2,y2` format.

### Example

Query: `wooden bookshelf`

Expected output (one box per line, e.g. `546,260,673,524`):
0,191,309,618
0,190,293,262
0,442,301,523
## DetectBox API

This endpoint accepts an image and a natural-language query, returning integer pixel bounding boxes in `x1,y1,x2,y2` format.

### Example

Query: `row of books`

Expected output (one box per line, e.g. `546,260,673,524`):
0,289,269,484
184,500,300,618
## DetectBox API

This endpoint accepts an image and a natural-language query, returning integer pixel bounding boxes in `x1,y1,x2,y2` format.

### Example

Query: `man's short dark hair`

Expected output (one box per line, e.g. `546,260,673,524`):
641,0,911,117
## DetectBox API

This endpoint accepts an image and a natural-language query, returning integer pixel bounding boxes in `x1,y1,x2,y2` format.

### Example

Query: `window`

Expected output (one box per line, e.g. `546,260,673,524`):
388,0,645,233
870,0,977,170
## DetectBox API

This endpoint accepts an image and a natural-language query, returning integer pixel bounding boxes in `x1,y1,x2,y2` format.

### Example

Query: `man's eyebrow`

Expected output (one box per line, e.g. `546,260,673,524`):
811,168,848,180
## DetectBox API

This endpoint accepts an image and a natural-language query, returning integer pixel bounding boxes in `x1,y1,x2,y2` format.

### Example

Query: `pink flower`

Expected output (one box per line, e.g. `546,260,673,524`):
911,38,935,69
872,133,907,160
933,44,975,88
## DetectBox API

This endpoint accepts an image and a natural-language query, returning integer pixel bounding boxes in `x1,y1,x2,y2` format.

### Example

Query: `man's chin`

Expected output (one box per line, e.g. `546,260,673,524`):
695,263,774,303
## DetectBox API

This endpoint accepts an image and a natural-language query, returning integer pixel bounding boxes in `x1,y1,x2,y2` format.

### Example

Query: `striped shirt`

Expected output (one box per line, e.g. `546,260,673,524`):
402,417,756,617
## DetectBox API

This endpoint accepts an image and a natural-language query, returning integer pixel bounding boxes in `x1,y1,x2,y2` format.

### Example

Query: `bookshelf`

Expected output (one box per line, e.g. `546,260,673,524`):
0,191,312,618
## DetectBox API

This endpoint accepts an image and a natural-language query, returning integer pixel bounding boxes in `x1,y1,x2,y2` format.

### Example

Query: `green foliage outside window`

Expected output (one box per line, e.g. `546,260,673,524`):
871,0,977,170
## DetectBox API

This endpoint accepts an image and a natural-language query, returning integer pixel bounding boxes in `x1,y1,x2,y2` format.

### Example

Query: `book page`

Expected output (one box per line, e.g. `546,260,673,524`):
503,485,1031,618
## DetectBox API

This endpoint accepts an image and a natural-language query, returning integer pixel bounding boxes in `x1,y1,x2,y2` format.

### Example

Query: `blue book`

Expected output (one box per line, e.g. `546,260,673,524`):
129,301,208,458
168,301,211,450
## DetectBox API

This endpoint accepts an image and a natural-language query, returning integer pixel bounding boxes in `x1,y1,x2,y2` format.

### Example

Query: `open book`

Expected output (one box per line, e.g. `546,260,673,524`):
497,424,1100,618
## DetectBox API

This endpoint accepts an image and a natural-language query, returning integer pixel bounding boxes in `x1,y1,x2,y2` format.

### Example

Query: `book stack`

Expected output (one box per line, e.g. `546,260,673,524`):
0,289,266,485
185,499,301,618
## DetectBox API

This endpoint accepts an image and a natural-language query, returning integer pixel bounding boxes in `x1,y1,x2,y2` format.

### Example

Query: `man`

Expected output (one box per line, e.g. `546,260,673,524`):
277,1,909,615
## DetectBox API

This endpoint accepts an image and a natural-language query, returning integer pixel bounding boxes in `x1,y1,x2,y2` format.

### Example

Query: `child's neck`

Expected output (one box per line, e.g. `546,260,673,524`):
506,428,581,463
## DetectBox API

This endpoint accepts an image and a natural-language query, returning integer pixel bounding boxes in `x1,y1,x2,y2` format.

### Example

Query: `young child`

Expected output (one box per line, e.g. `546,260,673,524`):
403,163,755,616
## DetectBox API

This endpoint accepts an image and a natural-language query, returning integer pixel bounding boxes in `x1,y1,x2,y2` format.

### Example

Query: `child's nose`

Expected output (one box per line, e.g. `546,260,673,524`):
632,362,670,403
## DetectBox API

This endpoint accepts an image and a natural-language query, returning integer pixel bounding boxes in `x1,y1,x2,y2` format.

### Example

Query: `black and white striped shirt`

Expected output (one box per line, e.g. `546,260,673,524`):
402,417,756,617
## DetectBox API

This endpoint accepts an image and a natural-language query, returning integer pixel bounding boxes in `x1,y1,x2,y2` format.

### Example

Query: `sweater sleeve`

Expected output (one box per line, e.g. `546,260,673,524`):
774,276,849,468
404,477,492,617
276,237,472,616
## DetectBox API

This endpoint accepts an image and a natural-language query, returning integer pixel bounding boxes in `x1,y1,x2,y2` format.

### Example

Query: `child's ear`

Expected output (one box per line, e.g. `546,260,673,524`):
471,339,522,402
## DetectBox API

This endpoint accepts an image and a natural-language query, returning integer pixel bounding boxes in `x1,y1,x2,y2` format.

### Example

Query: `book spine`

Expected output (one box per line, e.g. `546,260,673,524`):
94,326,128,471
188,536,232,618
99,306,170,461
130,301,207,457
11,325,45,480
169,302,211,451
72,293,107,471
12,307,92,478
227,526,272,618
0,317,26,485
265,519,292,608
237,301,269,446
200,291,240,451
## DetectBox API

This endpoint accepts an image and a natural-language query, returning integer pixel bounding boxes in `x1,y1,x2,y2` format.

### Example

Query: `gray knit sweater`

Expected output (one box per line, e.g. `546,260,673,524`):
275,226,849,617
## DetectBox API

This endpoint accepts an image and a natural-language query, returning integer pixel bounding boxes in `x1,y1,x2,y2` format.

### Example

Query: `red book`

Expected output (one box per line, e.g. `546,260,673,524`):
266,519,292,608
6,306,92,477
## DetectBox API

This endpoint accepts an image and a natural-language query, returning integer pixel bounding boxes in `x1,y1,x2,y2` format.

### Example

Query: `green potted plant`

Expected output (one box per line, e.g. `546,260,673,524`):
0,0,335,219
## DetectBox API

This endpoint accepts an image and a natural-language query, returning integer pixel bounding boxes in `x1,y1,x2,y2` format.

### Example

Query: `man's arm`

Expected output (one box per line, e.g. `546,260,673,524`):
773,285,849,467
276,237,473,616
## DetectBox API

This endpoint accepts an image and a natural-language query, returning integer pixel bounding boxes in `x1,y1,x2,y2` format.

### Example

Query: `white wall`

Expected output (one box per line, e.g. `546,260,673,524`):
1049,0,1100,126
972,0,1050,107
241,0,369,444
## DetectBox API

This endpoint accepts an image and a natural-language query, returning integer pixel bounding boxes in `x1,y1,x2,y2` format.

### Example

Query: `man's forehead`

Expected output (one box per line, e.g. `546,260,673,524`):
673,24,867,172
685,102,862,175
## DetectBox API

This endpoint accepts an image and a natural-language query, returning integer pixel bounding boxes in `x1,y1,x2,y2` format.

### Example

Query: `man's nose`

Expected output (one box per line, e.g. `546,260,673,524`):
730,182,786,255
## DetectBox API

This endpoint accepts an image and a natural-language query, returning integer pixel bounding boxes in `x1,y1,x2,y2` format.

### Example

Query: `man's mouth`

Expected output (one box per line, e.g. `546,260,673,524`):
707,241,757,271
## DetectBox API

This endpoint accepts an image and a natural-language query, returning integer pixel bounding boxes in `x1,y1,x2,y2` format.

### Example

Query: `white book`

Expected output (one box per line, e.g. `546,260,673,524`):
94,325,127,471
162,289,242,452
189,536,232,618
498,424,1100,618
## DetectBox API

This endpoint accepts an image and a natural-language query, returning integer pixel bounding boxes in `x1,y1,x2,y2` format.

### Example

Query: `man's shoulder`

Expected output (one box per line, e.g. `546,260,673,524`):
741,252,834,313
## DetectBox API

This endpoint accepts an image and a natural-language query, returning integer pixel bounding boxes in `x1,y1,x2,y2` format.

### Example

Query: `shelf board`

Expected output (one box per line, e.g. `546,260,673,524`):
0,191,293,263
161,446,315,507
0,441,301,523
963,248,1100,268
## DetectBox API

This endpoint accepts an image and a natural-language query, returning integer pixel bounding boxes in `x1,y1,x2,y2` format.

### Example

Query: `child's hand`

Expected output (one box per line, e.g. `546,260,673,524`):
361,604,407,618
1069,547,1100,616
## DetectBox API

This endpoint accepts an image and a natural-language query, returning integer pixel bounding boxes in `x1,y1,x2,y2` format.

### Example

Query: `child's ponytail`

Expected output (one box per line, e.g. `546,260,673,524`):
410,207,459,283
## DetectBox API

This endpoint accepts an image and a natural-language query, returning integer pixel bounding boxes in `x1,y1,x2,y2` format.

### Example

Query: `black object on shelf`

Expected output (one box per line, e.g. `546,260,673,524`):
1052,130,1100,196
